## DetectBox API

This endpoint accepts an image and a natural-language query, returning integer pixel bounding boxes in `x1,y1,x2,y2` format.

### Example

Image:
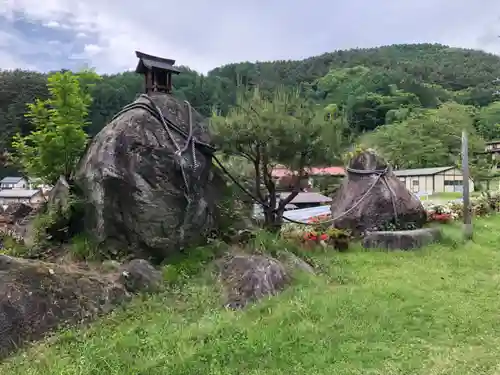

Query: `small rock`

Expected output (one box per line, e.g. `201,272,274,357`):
276,251,315,274
218,254,290,309
0,254,13,269
118,259,162,293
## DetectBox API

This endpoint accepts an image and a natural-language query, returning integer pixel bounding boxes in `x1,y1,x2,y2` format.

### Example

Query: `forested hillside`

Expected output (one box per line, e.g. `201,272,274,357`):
2,43,500,177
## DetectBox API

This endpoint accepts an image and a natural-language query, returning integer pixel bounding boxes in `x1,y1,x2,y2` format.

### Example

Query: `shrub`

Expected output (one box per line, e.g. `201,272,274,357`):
422,191,500,222
69,234,99,260
280,216,351,251
0,234,30,257
424,201,458,223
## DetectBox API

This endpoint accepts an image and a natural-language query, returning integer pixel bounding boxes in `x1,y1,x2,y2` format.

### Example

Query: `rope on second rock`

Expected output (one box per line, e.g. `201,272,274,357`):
282,166,399,226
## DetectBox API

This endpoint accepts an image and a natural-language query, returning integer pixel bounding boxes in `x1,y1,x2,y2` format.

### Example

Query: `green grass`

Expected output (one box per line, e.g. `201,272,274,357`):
422,191,482,201
3,217,500,374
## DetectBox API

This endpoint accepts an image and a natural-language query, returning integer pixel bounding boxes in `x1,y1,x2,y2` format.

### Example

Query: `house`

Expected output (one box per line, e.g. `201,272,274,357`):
272,166,345,190
0,177,28,190
0,189,45,206
485,140,500,161
251,192,330,219
278,192,332,209
481,140,500,190
272,166,345,178
393,166,474,194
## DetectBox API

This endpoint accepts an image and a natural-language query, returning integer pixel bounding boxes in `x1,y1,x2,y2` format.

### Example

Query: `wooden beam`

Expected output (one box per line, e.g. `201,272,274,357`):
167,73,172,93
146,70,153,93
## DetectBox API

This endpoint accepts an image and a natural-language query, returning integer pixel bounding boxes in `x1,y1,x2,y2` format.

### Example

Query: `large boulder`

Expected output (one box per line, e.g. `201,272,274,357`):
330,150,426,234
0,255,129,359
75,93,220,261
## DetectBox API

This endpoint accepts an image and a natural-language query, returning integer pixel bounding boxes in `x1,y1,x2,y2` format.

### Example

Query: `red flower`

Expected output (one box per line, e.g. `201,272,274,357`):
309,235,317,241
319,234,329,241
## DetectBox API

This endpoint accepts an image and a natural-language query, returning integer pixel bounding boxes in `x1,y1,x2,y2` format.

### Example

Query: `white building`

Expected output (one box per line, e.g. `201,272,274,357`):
0,177,28,190
0,189,45,206
394,166,474,194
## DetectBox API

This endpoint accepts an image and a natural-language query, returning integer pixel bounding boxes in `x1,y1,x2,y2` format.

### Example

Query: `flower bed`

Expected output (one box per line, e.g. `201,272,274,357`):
423,190,500,223
281,214,351,251
281,190,500,250
424,202,456,224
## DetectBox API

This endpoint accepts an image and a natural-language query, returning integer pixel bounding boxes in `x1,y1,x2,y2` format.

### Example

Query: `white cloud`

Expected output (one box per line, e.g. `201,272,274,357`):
83,43,102,56
1,0,500,73
44,20,60,28
0,30,40,70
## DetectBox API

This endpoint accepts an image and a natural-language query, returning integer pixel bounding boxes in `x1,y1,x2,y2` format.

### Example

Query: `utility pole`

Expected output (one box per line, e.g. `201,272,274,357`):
462,130,473,240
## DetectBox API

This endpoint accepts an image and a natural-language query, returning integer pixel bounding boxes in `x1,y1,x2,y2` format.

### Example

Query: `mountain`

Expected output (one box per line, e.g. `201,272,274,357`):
1,43,500,170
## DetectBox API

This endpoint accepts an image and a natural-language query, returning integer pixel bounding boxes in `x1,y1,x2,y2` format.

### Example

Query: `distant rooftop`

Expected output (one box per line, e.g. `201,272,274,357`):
0,176,25,184
272,166,345,178
393,166,454,177
0,189,40,198
279,192,332,204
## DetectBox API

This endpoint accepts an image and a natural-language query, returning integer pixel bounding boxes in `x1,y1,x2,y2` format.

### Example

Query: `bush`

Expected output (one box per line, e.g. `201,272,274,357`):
422,191,500,222
0,234,30,257
32,193,86,246
280,218,351,252
69,234,99,260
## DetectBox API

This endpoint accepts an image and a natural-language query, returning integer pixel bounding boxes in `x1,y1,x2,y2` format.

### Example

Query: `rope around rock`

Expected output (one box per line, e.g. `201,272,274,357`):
111,95,399,228
282,166,396,226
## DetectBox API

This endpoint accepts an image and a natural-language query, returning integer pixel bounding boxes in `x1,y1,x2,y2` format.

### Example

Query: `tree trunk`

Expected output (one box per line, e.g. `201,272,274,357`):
263,206,283,232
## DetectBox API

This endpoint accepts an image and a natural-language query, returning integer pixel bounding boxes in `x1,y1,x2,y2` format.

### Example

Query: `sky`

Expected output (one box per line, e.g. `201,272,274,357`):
1,0,500,74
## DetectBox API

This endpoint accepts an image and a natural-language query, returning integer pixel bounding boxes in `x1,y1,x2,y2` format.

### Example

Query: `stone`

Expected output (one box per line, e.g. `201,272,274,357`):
47,175,71,209
118,259,162,293
74,93,220,261
0,203,40,246
330,150,426,235
218,254,290,309
0,255,129,359
276,251,315,274
362,227,442,250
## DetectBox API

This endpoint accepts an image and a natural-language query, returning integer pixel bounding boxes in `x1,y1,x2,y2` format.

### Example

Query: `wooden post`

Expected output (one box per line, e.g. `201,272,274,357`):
462,130,473,240
167,73,172,93
146,70,153,93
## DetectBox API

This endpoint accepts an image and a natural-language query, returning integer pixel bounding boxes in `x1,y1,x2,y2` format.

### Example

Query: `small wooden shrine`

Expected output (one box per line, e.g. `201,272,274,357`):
135,51,181,94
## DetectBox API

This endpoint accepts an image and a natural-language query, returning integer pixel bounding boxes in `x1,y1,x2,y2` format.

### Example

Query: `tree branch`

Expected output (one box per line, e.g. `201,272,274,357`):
261,147,277,211
235,144,256,163
278,152,307,210
253,145,265,202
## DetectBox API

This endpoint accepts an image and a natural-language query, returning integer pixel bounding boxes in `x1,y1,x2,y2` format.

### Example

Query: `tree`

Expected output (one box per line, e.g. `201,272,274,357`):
10,69,100,184
210,87,346,230
363,102,484,170
476,101,500,141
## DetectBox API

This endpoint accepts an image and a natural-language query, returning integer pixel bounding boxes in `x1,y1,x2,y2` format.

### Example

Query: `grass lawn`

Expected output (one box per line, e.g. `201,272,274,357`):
3,217,500,374
421,191,482,201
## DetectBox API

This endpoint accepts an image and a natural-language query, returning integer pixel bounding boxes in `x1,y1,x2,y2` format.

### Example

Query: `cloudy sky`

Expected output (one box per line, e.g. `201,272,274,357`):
1,0,500,74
